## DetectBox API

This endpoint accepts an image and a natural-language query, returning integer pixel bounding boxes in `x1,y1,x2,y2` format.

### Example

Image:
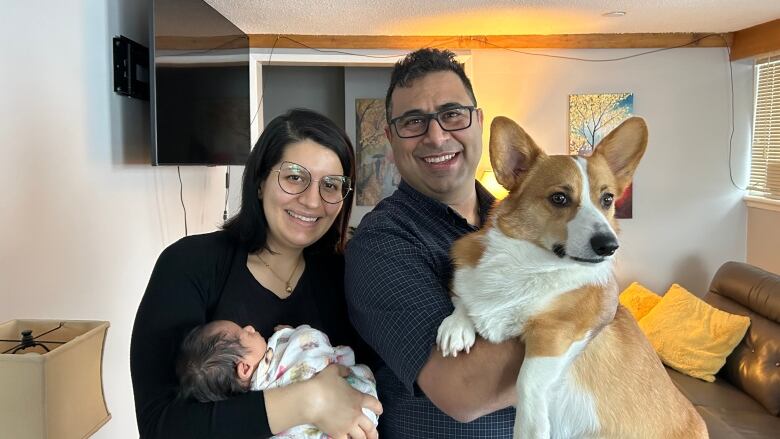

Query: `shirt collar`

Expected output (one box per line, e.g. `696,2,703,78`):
397,180,496,228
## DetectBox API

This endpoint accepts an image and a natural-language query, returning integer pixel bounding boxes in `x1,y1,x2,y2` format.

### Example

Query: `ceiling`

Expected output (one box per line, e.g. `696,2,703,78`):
205,0,780,36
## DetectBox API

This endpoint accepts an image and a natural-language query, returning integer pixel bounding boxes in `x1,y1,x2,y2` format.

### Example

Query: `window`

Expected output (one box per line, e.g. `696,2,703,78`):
750,56,780,200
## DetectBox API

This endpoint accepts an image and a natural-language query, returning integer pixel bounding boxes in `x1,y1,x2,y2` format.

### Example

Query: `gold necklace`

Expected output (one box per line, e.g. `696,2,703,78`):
255,253,302,294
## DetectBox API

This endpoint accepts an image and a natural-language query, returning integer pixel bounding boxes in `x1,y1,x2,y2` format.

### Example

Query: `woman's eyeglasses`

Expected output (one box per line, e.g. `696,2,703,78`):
270,161,352,204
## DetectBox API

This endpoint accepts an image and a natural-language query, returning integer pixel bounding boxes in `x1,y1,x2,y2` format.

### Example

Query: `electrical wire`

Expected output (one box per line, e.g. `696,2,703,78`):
177,166,188,236
715,35,747,191
159,35,248,58
223,166,231,222
476,33,726,62
164,31,747,224
248,35,279,129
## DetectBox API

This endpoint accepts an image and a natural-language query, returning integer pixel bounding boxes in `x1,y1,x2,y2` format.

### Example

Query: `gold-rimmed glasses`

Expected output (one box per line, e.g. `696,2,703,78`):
270,161,352,204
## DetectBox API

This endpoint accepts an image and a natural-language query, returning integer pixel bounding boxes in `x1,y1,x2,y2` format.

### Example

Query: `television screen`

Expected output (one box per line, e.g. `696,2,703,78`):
151,0,250,166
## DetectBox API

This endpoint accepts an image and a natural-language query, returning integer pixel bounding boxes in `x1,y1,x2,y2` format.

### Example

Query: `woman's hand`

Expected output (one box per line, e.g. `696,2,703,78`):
306,364,383,439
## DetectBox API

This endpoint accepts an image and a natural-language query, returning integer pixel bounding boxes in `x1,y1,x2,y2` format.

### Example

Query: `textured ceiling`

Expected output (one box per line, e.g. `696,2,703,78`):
205,0,780,36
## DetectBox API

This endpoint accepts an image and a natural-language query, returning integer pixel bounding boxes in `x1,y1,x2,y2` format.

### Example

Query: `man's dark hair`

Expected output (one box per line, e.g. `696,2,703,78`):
176,322,250,402
385,48,477,122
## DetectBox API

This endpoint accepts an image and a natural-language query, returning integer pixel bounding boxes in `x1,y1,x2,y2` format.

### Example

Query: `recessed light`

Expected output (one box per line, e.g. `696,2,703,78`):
603,11,627,17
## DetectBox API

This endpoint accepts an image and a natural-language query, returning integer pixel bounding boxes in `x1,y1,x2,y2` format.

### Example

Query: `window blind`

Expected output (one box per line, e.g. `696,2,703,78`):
750,56,780,199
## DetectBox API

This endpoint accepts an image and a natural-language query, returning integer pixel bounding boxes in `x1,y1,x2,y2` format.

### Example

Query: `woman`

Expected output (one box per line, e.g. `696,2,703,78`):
130,109,382,439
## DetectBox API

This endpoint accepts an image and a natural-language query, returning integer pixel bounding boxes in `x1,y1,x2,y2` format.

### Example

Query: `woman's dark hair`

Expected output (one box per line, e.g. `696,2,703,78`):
223,108,355,254
385,48,477,122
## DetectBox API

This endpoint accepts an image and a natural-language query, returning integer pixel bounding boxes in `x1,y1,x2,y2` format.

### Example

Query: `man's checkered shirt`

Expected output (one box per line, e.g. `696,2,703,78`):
345,180,515,438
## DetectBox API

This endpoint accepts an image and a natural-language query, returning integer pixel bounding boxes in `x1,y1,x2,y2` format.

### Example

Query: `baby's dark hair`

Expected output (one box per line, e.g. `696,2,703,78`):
176,322,251,402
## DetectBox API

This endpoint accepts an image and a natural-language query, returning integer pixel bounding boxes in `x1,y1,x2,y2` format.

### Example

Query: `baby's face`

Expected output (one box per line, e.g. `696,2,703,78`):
212,321,268,367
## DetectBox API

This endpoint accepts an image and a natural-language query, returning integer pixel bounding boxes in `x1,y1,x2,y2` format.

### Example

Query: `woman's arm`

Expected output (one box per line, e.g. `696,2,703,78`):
130,235,274,438
131,235,380,439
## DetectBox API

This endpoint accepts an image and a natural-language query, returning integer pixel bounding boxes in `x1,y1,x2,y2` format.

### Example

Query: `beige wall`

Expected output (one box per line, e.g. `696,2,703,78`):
747,207,780,275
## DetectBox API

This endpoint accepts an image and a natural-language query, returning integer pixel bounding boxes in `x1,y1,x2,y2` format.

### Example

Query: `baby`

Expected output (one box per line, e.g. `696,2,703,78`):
176,321,378,438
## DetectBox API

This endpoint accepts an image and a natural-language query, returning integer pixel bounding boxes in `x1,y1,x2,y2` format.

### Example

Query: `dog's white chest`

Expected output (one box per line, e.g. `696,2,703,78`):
452,229,613,343
547,369,601,438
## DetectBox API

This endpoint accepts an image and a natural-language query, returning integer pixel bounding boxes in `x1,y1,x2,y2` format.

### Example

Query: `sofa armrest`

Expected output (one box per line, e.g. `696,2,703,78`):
708,261,780,323
704,261,780,416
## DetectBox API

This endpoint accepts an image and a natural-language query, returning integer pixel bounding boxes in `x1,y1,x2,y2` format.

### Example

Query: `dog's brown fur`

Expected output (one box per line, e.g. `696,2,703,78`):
444,116,707,438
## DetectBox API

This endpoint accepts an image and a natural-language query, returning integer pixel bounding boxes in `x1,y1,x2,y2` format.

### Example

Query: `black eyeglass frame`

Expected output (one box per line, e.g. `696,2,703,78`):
270,161,353,204
389,105,477,139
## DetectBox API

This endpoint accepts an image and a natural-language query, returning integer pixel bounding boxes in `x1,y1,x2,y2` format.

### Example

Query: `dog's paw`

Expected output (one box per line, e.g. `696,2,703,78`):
436,312,476,357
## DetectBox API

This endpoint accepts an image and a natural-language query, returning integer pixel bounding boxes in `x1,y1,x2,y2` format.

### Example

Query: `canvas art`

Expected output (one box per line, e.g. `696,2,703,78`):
569,93,635,218
355,98,400,206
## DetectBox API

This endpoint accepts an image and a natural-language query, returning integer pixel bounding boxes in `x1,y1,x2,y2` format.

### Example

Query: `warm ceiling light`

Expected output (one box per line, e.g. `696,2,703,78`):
602,11,627,17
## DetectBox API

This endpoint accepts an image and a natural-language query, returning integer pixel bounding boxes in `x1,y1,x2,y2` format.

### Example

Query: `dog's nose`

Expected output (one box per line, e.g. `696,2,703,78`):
591,233,619,256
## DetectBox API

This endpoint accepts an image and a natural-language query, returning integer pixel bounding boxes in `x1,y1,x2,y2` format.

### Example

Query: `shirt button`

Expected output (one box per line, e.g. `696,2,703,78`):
775,362,780,367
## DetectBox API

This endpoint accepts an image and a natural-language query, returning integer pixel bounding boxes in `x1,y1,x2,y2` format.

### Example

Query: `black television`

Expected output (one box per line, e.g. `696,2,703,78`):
150,0,251,166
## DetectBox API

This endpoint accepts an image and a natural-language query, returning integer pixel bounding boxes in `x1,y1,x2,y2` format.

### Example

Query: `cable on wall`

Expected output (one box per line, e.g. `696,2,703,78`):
164,32,745,230
177,166,188,236
276,33,744,191
223,166,231,222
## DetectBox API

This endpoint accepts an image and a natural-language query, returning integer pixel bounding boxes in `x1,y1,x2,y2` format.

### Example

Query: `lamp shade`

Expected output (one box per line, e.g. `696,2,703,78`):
0,320,111,439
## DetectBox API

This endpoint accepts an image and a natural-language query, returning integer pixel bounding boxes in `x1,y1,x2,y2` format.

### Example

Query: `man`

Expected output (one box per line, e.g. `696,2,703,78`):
345,48,524,438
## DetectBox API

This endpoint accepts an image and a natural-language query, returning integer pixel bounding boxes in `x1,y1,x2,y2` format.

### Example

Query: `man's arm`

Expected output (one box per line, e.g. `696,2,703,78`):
418,337,524,422
346,221,524,423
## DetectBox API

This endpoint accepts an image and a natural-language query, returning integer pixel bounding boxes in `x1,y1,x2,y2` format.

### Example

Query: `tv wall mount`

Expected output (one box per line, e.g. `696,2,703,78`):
113,35,149,100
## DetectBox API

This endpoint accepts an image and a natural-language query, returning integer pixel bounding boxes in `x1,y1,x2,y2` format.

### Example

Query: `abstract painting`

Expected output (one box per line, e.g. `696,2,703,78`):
355,98,400,206
569,93,635,218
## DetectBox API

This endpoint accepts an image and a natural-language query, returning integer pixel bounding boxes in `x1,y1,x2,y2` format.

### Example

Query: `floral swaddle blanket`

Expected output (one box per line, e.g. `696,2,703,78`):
251,324,379,438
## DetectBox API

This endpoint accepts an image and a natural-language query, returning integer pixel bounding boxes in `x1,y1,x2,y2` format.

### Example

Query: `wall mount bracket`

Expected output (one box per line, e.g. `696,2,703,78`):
113,35,149,100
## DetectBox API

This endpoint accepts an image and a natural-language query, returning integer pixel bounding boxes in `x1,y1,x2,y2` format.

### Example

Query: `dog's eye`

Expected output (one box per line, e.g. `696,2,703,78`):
601,193,614,208
550,192,569,206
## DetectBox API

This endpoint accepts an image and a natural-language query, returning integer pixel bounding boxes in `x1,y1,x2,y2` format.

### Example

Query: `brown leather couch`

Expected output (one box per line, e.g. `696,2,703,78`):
665,261,780,438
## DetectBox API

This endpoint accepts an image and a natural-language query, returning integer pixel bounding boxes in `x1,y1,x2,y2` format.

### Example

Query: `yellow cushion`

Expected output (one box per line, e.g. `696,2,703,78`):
619,282,662,321
638,284,751,382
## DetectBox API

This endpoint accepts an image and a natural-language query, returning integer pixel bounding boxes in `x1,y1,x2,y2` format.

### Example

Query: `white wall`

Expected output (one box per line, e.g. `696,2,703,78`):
1,1,229,437
0,2,755,436
471,48,753,295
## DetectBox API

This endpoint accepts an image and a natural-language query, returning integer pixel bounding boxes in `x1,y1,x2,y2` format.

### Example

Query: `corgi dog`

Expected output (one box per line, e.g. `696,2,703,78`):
436,116,707,438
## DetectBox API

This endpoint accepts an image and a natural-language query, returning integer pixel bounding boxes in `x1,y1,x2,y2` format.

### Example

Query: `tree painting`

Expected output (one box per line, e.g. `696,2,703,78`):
355,98,400,206
569,93,633,156
569,93,635,219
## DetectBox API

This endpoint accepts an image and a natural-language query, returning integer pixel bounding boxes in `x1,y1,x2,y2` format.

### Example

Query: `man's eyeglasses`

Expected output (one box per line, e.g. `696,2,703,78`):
270,161,352,204
390,106,476,139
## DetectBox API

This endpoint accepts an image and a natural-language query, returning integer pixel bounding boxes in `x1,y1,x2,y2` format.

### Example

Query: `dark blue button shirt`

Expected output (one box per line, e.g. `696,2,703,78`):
345,180,515,438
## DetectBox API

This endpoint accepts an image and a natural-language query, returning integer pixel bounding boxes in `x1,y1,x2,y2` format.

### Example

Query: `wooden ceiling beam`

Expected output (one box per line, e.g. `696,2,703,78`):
730,19,780,60
154,33,733,52
246,33,731,50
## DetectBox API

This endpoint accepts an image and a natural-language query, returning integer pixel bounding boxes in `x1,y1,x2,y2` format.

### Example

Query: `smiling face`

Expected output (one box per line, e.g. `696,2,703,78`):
260,140,346,254
386,71,484,204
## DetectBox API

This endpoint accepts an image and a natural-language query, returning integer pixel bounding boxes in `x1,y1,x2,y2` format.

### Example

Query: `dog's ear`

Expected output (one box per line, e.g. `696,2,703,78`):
593,117,648,194
489,116,546,191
